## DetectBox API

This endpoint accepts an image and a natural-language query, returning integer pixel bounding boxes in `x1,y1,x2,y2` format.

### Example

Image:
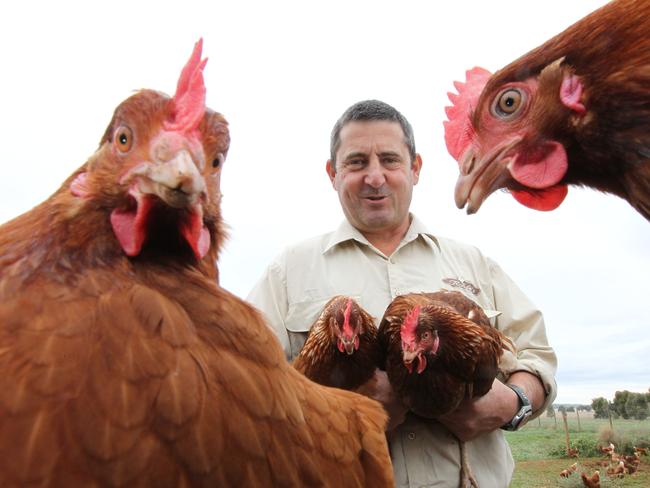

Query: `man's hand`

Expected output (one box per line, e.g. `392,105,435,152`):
356,369,408,432
437,372,546,441
437,379,518,441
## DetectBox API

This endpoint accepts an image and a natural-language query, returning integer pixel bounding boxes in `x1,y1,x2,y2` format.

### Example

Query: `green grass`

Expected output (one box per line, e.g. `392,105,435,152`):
505,413,650,487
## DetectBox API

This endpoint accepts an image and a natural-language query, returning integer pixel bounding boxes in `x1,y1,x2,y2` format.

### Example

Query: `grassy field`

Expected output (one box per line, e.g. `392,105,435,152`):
505,412,650,487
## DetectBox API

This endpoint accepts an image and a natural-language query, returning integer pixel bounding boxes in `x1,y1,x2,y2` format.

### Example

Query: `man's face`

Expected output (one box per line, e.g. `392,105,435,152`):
327,120,422,236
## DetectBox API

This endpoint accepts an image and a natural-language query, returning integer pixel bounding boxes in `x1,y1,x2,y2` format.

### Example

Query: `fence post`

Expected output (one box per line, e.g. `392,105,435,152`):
576,408,581,432
562,409,571,455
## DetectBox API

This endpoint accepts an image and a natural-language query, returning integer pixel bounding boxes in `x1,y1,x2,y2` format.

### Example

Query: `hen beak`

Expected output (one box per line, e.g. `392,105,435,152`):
128,149,207,208
402,349,424,374
402,350,419,365
454,138,521,214
338,336,358,356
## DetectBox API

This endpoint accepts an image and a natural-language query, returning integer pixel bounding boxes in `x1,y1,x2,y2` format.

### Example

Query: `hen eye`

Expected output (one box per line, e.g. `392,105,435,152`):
212,153,224,168
421,332,431,341
492,88,524,118
114,126,134,153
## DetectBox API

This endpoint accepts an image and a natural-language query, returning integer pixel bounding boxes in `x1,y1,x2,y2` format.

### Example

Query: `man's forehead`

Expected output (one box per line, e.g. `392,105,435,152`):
338,120,407,155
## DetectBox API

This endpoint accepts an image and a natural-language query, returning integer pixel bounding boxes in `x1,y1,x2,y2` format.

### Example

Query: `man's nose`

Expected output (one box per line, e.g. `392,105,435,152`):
364,158,386,188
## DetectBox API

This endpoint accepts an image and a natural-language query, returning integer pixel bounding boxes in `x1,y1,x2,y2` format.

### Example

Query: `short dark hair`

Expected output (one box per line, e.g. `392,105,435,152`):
329,100,416,168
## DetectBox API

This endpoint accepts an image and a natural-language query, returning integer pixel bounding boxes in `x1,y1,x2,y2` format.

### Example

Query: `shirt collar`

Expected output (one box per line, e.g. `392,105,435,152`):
323,213,440,254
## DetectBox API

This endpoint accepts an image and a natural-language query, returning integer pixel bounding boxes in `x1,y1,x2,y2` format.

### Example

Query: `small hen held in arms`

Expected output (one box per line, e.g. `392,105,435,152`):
444,0,650,219
378,290,514,488
293,296,382,391
0,40,393,487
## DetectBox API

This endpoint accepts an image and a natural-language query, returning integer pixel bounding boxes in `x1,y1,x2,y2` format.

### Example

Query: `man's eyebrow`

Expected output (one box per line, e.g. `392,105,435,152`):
342,150,402,160
342,151,368,161
378,151,402,158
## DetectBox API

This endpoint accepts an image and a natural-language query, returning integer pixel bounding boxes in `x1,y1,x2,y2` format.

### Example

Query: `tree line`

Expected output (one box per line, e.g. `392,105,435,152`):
591,390,650,420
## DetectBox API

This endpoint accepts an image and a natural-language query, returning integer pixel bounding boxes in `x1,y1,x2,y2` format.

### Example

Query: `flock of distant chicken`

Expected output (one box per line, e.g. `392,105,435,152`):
559,443,648,487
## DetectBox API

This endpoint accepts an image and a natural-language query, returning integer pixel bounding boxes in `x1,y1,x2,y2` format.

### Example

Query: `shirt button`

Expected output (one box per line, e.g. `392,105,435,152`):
407,432,416,440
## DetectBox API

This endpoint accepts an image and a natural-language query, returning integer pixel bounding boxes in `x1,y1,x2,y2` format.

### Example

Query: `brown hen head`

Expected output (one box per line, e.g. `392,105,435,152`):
400,305,440,375
332,297,363,355
444,0,650,217
444,61,577,214
67,39,229,269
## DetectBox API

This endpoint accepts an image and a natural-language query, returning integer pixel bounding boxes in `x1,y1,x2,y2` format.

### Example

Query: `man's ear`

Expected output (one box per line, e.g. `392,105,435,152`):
411,153,423,185
326,159,337,188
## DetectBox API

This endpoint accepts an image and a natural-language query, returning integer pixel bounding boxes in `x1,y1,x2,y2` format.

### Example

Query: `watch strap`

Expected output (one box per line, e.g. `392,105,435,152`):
501,383,533,431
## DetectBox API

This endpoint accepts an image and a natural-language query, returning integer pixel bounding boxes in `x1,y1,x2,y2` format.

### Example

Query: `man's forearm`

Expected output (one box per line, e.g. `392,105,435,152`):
507,370,546,413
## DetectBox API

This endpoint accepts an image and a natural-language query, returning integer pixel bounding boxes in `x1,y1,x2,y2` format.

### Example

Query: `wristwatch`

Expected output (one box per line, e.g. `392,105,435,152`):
501,383,533,431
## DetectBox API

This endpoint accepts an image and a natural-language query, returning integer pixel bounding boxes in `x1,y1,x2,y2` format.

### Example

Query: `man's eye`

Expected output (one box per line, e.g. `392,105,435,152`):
346,159,364,167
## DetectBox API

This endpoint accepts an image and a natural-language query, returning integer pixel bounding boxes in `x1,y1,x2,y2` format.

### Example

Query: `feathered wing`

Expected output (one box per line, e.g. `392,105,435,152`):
0,272,393,486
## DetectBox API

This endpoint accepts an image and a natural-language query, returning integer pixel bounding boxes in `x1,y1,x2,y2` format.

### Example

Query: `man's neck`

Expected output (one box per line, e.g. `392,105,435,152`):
360,218,411,257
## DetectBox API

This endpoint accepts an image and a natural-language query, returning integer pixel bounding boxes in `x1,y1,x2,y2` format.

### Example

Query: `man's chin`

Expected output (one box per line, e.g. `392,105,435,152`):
356,212,397,231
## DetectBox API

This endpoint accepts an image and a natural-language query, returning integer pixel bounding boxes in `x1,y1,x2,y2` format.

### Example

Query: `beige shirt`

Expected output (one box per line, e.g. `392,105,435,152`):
247,215,557,488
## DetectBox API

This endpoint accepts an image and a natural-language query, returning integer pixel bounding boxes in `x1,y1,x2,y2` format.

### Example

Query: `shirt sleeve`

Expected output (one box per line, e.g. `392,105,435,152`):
488,257,558,417
246,257,291,360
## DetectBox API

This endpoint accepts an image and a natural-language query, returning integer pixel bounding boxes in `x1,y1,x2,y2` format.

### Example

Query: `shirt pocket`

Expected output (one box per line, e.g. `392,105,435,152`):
285,294,362,359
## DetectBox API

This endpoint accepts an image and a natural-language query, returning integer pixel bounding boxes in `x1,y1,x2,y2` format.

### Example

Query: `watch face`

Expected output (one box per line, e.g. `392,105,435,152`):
518,406,533,429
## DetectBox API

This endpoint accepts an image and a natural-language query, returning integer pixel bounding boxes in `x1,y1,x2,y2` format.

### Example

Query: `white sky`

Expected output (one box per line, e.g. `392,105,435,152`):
1,1,648,405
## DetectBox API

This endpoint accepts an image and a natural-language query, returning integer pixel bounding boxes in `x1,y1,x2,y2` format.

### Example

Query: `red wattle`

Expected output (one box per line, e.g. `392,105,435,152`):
416,354,427,374
110,198,153,256
511,185,568,211
180,209,211,260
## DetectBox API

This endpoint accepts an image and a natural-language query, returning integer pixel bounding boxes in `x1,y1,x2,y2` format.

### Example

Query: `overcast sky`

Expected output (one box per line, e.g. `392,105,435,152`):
1,0,648,405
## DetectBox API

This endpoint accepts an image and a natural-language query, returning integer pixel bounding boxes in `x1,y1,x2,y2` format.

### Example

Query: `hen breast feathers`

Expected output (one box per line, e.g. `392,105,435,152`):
0,42,393,487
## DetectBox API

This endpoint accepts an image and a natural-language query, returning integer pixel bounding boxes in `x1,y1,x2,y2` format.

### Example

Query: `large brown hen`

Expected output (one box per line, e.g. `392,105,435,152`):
378,290,514,488
293,296,382,391
0,40,393,487
444,0,650,219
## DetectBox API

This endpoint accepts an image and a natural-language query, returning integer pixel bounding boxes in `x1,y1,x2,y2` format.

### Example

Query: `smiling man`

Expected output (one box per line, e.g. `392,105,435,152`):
248,100,557,487
327,117,422,256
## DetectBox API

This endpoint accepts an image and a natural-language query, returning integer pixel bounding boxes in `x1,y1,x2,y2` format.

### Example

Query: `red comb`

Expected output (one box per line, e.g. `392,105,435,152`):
400,305,421,345
342,298,354,337
165,38,207,133
443,67,492,161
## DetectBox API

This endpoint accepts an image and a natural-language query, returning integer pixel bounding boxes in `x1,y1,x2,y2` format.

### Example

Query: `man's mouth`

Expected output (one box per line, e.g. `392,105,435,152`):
362,193,390,203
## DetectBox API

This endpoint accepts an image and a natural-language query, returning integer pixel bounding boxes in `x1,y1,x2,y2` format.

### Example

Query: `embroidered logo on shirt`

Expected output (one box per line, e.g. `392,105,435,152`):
442,278,480,295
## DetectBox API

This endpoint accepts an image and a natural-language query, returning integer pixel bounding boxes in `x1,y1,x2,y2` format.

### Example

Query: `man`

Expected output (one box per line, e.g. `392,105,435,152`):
247,100,557,487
